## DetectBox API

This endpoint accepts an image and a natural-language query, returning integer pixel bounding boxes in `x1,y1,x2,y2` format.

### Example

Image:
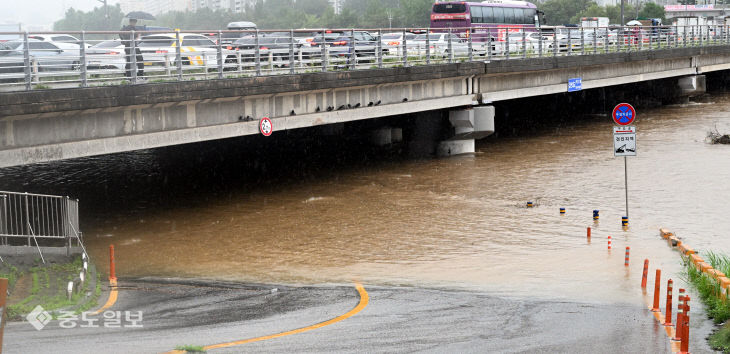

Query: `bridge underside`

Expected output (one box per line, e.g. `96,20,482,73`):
1,46,730,167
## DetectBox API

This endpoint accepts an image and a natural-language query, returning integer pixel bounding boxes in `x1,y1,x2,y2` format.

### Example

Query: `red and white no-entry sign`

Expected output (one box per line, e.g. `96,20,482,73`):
612,103,636,126
259,117,273,136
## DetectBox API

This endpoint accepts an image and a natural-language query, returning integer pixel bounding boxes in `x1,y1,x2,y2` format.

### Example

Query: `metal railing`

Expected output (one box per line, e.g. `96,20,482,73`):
0,25,728,92
0,191,84,260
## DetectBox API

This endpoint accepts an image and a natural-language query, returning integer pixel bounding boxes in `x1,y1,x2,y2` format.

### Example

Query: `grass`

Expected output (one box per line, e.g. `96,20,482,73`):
683,252,730,323
683,251,730,352
175,345,206,353
710,324,730,353
75,270,101,314
5,255,93,320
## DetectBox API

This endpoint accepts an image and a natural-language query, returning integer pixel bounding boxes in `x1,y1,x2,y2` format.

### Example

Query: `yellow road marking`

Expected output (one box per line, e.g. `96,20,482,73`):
93,278,118,315
646,304,681,352
165,283,368,353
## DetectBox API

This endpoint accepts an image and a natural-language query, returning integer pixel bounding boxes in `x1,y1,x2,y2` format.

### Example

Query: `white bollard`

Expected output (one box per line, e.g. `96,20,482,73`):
82,253,87,261
83,261,88,273
67,281,74,300
80,271,85,284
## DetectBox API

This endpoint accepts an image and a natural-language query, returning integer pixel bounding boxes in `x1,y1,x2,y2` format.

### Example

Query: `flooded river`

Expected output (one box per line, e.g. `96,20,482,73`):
3,92,730,304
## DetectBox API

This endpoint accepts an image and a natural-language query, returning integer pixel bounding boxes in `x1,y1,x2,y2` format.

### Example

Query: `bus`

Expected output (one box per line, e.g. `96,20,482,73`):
430,1,543,42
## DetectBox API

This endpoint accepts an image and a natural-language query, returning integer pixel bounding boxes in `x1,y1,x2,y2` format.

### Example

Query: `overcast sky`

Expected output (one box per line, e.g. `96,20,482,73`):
1,0,119,29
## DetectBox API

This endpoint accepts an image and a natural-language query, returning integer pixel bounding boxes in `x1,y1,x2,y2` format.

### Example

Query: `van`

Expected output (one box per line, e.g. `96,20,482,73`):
222,21,257,45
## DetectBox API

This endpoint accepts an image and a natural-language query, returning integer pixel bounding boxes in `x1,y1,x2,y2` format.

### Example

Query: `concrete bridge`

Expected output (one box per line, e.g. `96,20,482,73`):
1,45,727,168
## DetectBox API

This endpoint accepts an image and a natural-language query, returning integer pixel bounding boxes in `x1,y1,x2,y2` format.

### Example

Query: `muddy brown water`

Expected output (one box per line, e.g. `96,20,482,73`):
4,93,730,305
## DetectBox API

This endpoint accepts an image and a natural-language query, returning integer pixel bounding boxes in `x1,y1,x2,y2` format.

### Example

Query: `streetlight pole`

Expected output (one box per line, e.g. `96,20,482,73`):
97,0,109,28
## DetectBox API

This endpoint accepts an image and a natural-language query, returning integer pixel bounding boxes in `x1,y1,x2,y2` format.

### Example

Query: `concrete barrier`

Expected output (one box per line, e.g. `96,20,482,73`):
669,236,680,247
698,262,713,272
707,269,726,280
660,228,673,238
719,276,730,290
678,244,695,255
689,254,705,266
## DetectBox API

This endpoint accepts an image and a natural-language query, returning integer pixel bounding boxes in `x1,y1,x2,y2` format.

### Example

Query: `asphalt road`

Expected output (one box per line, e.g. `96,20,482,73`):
5,278,716,353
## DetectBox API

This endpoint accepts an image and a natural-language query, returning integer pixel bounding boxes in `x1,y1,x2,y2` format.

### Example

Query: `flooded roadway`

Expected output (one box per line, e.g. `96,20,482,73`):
3,93,730,305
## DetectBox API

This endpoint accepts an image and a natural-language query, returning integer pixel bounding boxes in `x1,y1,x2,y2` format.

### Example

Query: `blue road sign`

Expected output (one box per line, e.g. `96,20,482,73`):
568,78,582,92
612,103,636,126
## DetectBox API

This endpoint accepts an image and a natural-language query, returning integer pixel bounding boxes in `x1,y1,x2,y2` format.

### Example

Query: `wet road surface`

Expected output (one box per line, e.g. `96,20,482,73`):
4,279,715,353
4,92,730,352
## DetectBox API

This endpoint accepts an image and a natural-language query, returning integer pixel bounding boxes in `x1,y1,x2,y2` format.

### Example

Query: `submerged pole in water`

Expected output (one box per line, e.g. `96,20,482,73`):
641,259,649,288
109,244,117,282
665,279,674,327
652,269,662,312
625,156,629,218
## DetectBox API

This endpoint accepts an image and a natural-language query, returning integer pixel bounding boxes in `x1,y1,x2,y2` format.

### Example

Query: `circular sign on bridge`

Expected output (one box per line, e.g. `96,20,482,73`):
259,117,273,136
612,103,636,126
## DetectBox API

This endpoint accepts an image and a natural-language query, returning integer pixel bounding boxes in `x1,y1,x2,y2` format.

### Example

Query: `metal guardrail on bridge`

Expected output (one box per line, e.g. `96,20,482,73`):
0,25,728,92
0,191,85,262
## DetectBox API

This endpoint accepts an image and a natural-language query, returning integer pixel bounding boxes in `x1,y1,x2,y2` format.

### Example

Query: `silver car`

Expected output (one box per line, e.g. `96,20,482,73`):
0,39,78,80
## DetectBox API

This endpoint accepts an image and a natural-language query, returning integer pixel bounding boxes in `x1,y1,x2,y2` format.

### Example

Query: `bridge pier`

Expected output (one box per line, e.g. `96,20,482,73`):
437,106,495,157
678,75,707,97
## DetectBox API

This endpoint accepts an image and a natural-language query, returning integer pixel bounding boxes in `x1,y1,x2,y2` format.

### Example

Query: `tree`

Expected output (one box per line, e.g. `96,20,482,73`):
606,4,635,24
541,0,597,25
53,4,125,32
638,3,666,23
573,4,607,23
398,0,434,27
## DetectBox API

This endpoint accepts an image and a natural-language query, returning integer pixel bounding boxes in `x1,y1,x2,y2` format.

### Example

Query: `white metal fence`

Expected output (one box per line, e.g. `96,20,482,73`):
0,25,728,91
0,191,84,261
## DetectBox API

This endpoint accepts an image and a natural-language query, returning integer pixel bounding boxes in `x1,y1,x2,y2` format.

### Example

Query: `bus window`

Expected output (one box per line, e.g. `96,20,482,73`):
492,7,505,24
481,7,494,24
471,6,483,24
526,9,537,25
520,9,535,25
433,3,467,13
504,8,515,24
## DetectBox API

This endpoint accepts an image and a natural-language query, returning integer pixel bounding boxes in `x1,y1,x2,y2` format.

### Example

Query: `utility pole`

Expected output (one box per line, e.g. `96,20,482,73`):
97,0,109,29
621,0,625,25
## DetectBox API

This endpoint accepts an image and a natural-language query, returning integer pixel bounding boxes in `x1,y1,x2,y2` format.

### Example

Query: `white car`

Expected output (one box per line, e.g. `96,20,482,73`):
85,40,125,71
504,32,554,53
381,32,417,56
27,34,89,56
137,33,227,69
409,33,472,57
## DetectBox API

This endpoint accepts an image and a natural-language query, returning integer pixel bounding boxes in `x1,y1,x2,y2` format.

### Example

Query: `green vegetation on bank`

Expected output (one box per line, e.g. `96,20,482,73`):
684,252,730,352
175,345,206,353
3,256,97,320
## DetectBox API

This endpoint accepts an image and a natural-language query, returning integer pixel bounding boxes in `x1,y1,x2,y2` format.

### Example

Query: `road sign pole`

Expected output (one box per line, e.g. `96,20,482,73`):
624,155,629,218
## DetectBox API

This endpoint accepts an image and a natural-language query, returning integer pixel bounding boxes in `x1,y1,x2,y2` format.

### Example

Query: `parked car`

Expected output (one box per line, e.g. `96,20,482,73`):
381,32,417,56
228,32,309,65
0,39,78,80
85,40,125,71
293,30,322,47
220,21,257,46
27,34,89,56
310,31,381,59
137,33,225,69
410,33,471,57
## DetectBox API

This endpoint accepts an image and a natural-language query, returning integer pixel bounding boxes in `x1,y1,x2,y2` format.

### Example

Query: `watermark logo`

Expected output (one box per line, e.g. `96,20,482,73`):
25,309,144,330
27,305,52,331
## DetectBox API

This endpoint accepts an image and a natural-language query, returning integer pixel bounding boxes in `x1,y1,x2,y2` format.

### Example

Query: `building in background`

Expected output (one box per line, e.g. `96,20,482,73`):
330,0,343,14
118,0,342,15
189,0,343,14
191,0,258,12
119,0,191,16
